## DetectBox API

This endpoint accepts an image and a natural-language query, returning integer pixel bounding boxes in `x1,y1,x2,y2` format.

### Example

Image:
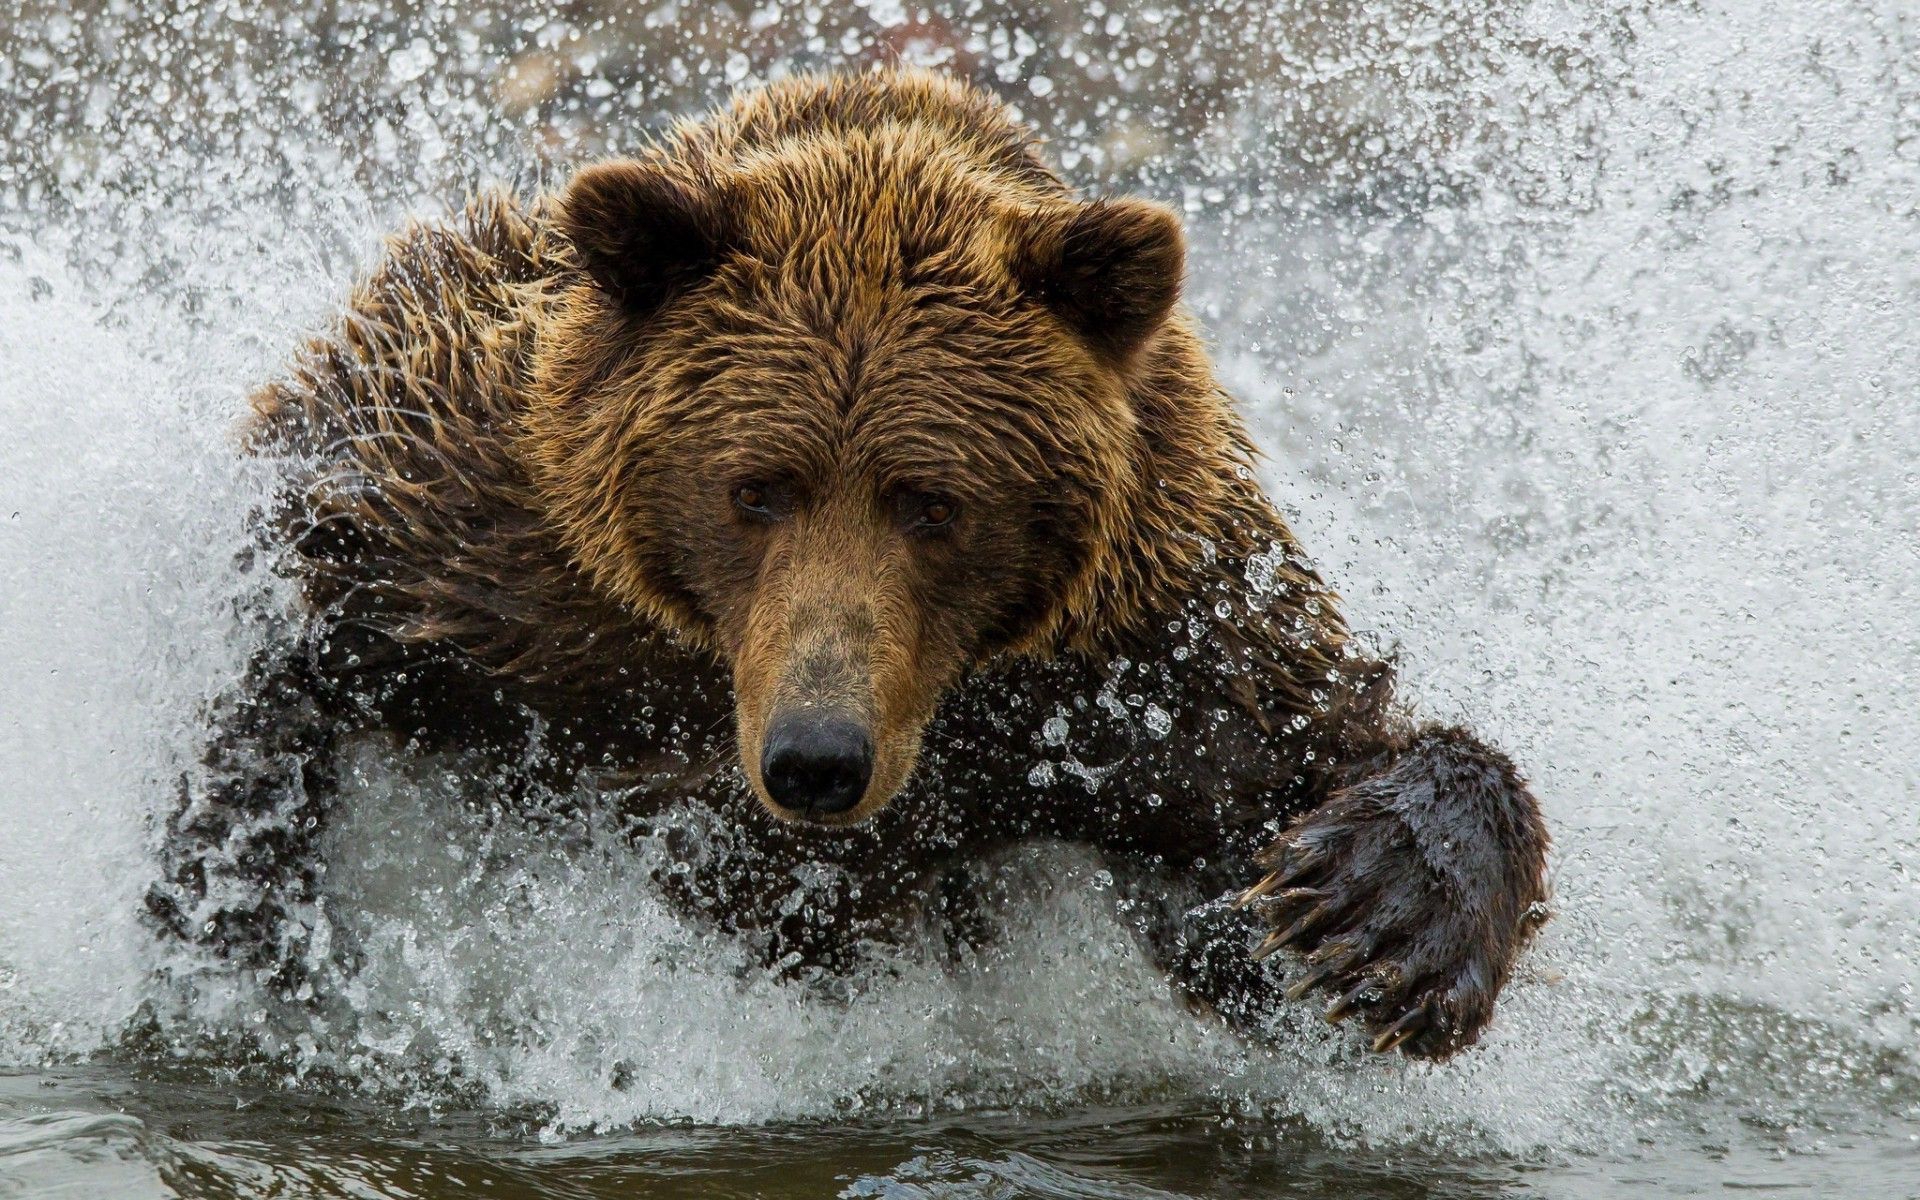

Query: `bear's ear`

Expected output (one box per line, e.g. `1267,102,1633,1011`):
559,160,734,316
1011,197,1185,362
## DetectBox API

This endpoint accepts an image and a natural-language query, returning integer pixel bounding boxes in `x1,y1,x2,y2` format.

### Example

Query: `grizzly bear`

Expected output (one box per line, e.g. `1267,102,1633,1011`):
150,68,1549,1061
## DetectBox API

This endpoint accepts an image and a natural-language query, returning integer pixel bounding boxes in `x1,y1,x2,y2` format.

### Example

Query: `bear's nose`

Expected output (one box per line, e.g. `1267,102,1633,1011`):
760,711,873,818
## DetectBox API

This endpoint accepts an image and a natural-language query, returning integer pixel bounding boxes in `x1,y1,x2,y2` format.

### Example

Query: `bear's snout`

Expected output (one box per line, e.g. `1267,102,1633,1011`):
759,709,874,819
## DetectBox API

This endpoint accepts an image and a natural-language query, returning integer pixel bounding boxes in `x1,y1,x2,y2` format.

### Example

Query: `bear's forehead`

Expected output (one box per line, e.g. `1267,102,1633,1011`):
665,276,1111,441
724,130,1040,269
636,312,1127,496
672,232,1087,408
672,366,1115,491
630,131,1130,486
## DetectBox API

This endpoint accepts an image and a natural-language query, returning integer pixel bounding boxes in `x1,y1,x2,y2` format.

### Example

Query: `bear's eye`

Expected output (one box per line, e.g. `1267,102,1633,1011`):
916,496,959,530
733,482,774,518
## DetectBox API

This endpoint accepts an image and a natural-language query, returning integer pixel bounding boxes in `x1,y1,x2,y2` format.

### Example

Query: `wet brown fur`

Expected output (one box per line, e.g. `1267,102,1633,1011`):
152,69,1551,1061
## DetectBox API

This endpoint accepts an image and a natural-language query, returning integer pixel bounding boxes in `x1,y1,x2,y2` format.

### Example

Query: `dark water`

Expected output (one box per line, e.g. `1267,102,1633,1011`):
5,1057,1919,1199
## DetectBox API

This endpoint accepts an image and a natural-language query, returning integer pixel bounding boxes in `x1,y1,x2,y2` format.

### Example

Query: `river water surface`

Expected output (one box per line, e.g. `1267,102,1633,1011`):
3,1,1919,1196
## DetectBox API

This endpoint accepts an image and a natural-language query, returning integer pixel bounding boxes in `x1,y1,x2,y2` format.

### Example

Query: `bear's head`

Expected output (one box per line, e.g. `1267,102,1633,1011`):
524,81,1222,826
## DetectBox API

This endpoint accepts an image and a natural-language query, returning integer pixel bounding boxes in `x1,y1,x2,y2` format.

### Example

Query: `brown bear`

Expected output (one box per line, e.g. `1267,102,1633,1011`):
150,68,1549,1061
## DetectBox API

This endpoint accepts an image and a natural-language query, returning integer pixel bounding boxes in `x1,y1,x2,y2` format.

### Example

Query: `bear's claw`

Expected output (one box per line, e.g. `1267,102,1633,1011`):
1370,1004,1435,1054
1235,748,1542,1061
1323,979,1382,1024
1241,864,1484,1058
